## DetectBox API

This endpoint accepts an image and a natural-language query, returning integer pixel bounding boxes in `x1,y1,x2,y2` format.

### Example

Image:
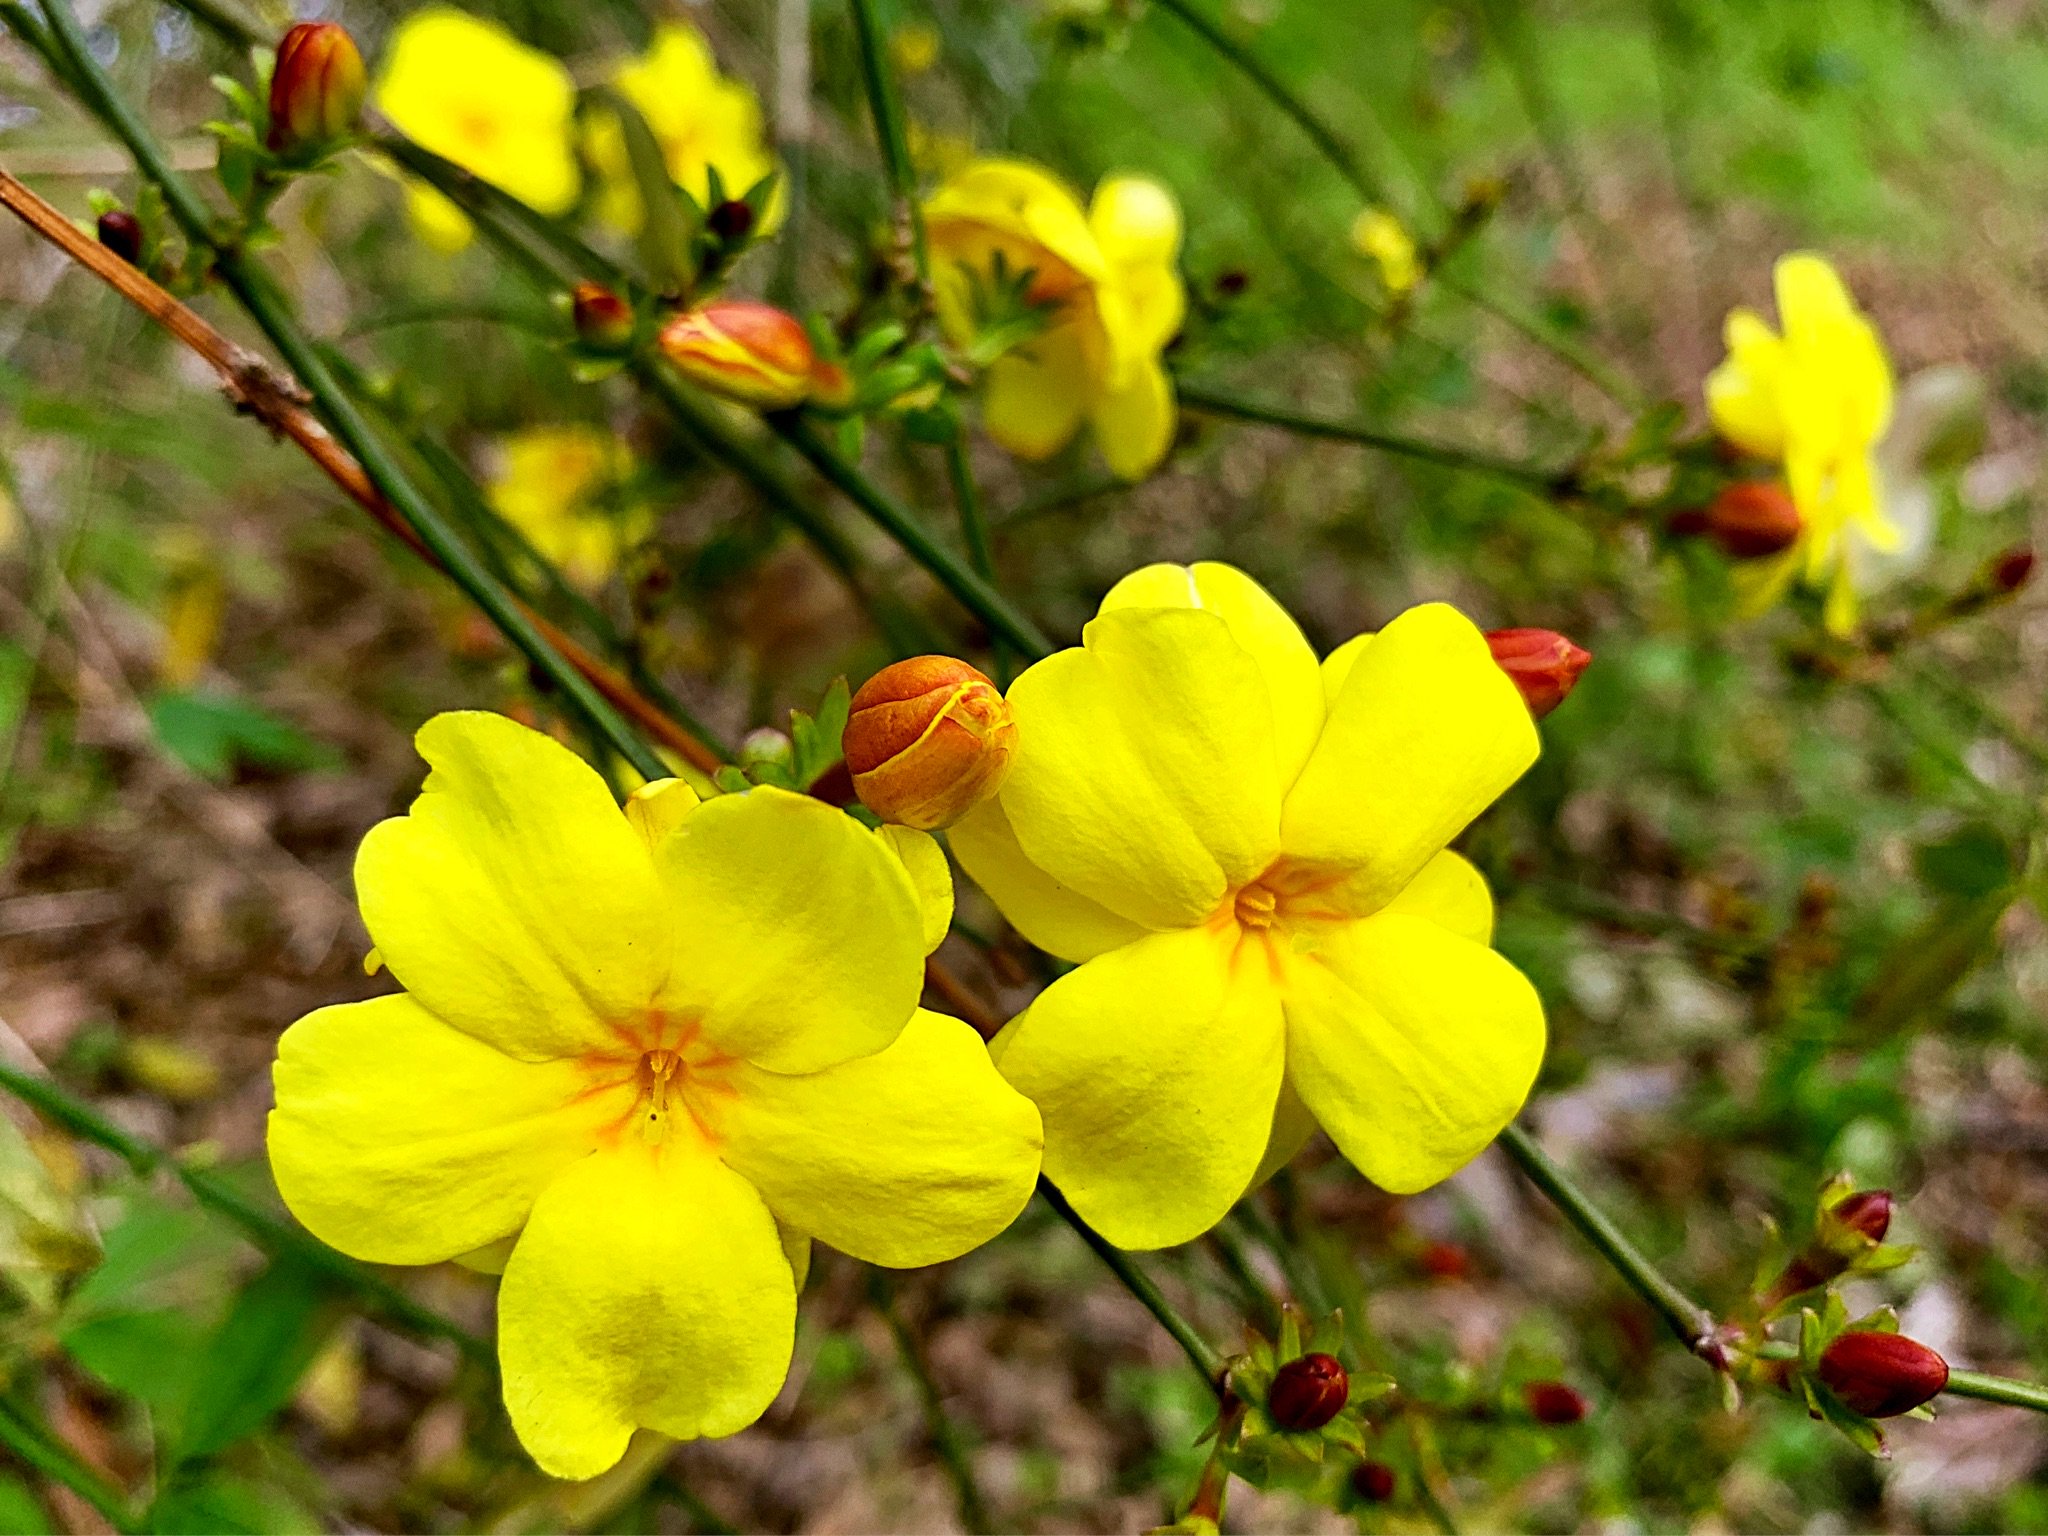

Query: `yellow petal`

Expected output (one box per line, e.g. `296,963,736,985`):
402,182,474,252
1773,252,1854,333
711,1010,1042,1267
1705,310,1787,462
1382,849,1494,943
625,776,702,850
499,1142,795,1480
924,158,1108,289
653,787,924,1074
1280,605,1537,913
876,825,954,954
1822,558,1860,638
948,797,1148,964
1318,631,1376,706
1285,912,1545,1194
981,330,1090,461
268,995,625,1265
1089,175,1181,270
999,608,1285,932
355,713,669,1060
996,926,1285,1249
1089,357,1177,481
1248,1074,1319,1188
1099,562,1323,787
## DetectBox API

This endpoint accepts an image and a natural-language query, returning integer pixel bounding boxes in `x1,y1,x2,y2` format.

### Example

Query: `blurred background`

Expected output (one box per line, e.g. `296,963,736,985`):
4,0,2048,1529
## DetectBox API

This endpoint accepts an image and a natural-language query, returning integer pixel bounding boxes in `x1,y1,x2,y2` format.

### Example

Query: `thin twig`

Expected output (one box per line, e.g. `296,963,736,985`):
871,1274,993,1535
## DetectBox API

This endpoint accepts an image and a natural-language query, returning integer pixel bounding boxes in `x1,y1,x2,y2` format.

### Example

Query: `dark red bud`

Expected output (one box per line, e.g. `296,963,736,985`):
1990,546,2036,594
1350,1461,1397,1503
1817,1331,1949,1418
1485,628,1591,720
571,281,635,351
96,209,142,266
1523,1380,1589,1425
1417,1240,1470,1281
707,198,756,242
1214,269,1250,298
1267,1352,1349,1432
1697,480,1803,559
1832,1189,1893,1246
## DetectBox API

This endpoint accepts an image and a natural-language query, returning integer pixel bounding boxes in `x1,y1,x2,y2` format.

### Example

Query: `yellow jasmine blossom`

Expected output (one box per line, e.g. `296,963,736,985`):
925,158,1186,481
891,21,943,75
373,8,579,252
486,426,649,591
1350,207,1421,296
269,713,1041,1478
589,21,782,236
1705,253,1897,636
951,562,1545,1250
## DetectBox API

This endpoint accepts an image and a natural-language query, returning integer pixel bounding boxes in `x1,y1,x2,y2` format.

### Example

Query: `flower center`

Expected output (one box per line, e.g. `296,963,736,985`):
584,1016,737,1150
1234,883,1279,930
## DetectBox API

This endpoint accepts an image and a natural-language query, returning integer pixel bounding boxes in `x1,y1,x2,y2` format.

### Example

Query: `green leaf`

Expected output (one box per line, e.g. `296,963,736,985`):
145,690,339,781
0,1474,54,1535
149,1471,320,1535
173,1257,337,1463
1914,822,2013,899
589,89,696,295
1850,886,2014,1041
788,677,851,790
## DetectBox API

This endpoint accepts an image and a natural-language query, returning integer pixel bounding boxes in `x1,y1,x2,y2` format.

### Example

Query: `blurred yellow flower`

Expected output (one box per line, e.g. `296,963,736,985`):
269,713,1041,1479
925,159,1186,481
373,8,579,252
486,426,647,591
1350,207,1421,296
891,21,942,75
952,562,1546,1250
589,21,782,235
1706,253,1897,636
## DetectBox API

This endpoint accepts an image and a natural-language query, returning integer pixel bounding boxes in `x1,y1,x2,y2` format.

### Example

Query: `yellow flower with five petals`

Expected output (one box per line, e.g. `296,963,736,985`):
925,158,1185,481
1705,253,1897,636
951,563,1546,1250
268,713,1041,1479
373,8,580,252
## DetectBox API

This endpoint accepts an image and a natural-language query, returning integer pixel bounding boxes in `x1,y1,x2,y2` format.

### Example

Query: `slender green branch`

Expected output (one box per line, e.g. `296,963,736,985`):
35,0,667,783
870,1274,992,1535
1943,1370,2048,1413
1177,378,1577,495
1037,1178,1226,1388
846,0,929,283
0,1397,133,1530
1495,1122,1721,1359
0,1061,492,1367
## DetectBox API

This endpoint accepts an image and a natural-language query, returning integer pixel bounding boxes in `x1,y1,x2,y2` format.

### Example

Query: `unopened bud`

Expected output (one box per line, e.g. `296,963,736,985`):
96,209,142,266
1267,1352,1348,1432
1417,1240,1470,1281
844,656,1016,830
658,299,840,410
1214,269,1249,299
707,198,756,243
267,22,365,155
1817,1330,1948,1418
1990,546,2036,595
1350,1461,1397,1503
1485,627,1591,719
1694,480,1803,559
572,281,635,352
1770,1187,1895,1304
1522,1380,1589,1425
1828,1189,1893,1247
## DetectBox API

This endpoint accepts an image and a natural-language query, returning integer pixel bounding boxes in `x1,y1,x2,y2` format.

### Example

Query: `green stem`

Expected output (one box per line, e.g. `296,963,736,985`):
1495,1122,1721,1359
0,1397,133,1530
870,1274,992,1535
1942,1370,2048,1413
36,0,667,784
846,0,929,284
0,1061,491,1367
1177,379,1576,495
1037,1178,1225,1389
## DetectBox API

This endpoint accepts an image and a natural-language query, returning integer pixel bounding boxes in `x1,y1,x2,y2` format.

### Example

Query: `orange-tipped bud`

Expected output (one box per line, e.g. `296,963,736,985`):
1522,1381,1589,1425
1267,1353,1348,1432
1697,480,1803,559
1817,1331,1948,1418
96,209,142,265
844,656,1016,830
658,299,834,410
572,281,635,352
267,22,365,155
1486,628,1591,719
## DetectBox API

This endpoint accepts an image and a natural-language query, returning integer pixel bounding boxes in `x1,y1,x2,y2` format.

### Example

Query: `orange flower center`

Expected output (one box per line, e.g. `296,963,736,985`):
582,1014,737,1149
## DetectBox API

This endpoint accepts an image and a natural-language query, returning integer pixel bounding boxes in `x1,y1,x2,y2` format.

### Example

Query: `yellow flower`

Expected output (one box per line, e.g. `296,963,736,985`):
373,8,579,252
588,21,782,235
268,713,1041,1479
1350,207,1421,296
486,426,646,590
925,158,1186,481
951,563,1546,1250
1705,253,1897,636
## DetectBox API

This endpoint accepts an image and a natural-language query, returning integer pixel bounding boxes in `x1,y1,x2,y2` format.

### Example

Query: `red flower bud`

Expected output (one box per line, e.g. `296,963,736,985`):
1417,1240,1470,1281
659,299,847,410
1990,546,2036,595
96,209,142,266
1485,628,1591,720
1830,1189,1893,1246
571,281,635,352
1350,1461,1397,1503
267,22,365,155
844,656,1016,830
1522,1380,1589,1425
707,198,756,243
1695,480,1803,559
1267,1352,1348,1432
1817,1330,1948,1418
